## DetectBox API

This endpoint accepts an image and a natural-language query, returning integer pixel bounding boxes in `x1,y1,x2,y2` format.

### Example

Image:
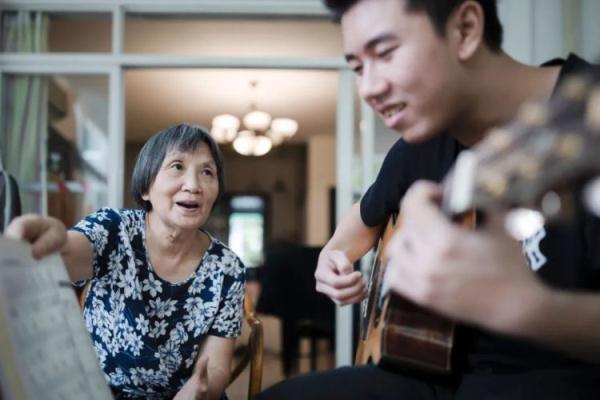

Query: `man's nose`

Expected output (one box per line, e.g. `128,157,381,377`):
359,64,387,103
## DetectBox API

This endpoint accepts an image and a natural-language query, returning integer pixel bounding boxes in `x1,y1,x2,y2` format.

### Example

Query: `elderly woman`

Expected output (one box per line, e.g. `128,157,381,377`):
6,124,245,400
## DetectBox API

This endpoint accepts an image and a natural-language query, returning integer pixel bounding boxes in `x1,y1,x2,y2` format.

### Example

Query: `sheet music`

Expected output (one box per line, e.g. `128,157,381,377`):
0,237,113,400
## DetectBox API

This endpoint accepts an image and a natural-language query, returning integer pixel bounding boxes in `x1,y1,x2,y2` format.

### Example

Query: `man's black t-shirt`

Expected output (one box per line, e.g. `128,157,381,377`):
360,134,465,226
359,53,600,373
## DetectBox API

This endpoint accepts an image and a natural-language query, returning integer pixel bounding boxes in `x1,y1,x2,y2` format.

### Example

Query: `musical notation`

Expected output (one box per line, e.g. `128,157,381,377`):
0,237,113,400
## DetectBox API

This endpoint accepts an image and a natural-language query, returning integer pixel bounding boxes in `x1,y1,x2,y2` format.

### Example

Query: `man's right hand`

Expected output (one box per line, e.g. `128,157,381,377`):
314,249,367,305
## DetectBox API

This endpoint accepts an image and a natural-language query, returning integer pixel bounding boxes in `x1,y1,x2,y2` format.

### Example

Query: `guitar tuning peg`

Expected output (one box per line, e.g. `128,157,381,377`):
482,172,508,197
485,127,512,151
518,102,548,127
540,191,562,218
555,133,583,159
560,76,588,101
516,158,541,179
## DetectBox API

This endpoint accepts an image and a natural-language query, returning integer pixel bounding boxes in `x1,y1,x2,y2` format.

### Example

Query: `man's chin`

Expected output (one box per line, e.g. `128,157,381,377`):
398,129,436,144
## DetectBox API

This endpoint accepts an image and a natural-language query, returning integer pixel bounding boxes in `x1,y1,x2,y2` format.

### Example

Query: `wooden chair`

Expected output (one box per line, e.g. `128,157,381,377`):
229,292,264,400
78,284,264,399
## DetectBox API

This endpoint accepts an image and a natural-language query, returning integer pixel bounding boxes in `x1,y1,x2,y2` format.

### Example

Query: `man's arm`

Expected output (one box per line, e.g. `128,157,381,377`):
314,202,382,305
384,181,600,363
507,287,600,363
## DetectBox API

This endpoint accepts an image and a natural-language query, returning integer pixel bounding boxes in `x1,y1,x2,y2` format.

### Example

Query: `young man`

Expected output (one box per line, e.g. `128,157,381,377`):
259,0,600,398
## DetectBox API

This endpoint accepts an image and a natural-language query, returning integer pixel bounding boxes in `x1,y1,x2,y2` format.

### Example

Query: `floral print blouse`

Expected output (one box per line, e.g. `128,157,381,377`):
73,208,245,399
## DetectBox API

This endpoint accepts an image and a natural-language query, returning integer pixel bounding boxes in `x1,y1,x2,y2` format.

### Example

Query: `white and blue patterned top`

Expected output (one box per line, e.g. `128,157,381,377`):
72,207,245,399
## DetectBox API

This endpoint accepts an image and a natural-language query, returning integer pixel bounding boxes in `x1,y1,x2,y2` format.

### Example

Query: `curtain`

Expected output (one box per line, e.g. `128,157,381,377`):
1,11,49,213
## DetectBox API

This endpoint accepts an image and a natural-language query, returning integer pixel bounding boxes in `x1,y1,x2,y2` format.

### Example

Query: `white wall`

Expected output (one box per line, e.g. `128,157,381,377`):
498,0,599,65
499,0,564,64
581,0,600,60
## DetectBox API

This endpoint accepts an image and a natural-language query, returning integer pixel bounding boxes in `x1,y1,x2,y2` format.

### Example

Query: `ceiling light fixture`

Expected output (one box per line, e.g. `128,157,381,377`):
210,80,298,156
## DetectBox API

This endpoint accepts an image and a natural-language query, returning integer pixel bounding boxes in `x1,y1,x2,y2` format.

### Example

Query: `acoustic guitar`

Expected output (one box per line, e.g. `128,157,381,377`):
355,68,600,373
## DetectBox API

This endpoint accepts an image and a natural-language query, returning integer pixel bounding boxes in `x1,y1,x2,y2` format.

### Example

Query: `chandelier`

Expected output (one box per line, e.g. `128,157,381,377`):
210,80,298,156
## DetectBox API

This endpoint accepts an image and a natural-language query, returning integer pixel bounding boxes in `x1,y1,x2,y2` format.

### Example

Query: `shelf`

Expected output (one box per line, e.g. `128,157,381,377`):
20,181,106,194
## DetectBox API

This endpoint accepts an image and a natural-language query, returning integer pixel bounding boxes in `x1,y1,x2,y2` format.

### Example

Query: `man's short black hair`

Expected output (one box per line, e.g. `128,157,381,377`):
324,0,503,52
131,123,224,212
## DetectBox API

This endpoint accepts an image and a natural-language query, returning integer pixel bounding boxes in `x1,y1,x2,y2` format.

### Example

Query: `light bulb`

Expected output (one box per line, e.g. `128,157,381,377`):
243,110,271,132
211,114,239,143
271,118,298,138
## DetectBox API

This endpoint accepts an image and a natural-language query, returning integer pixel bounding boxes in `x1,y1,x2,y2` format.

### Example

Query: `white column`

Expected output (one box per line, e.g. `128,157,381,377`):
112,5,125,55
581,0,600,60
498,0,535,63
359,101,376,274
335,70,354,367
108,67,125,208
531,0,564,64
499,0,578,65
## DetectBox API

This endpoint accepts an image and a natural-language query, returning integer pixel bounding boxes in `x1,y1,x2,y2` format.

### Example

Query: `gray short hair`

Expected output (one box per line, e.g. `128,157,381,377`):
131,124,224,211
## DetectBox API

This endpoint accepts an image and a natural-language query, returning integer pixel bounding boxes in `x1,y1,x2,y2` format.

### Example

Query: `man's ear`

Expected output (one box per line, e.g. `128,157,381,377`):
447,0,485,61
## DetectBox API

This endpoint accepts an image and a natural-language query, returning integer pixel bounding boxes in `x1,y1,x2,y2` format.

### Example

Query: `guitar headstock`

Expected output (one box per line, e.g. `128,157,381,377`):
444,68,600,225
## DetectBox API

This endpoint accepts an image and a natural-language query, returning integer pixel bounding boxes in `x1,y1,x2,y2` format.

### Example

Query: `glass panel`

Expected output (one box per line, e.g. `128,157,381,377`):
1,74,47,213
125,15,342,58
1,11,111,53
228,195,265,268
1,74,110,225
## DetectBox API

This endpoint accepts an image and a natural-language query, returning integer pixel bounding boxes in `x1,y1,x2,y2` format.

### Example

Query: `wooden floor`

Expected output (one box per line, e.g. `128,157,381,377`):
226,314,335,400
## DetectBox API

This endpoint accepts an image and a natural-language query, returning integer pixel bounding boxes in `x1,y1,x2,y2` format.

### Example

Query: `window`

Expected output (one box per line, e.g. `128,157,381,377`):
1,73,109,224
1,11,112,53
228,195,266,268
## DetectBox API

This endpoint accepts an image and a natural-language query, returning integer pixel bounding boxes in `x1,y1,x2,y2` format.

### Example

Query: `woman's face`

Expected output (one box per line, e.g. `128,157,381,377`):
142,142,219,231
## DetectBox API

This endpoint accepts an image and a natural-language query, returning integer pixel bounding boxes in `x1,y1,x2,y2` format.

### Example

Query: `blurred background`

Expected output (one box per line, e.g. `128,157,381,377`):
1,1,599,398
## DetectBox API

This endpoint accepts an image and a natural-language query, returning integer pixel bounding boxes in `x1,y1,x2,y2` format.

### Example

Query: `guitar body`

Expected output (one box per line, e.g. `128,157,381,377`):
356,212,474,373
355,69,600,373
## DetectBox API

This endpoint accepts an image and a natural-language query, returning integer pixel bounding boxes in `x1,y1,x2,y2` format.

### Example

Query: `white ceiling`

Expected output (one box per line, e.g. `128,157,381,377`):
50,15,347,143
125,69,340,142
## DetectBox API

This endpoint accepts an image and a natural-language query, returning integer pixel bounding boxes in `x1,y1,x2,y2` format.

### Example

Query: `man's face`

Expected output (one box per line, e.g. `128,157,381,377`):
342,0,464,143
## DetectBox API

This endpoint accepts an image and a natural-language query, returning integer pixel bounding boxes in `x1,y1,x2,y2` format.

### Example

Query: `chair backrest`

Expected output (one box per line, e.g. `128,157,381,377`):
79,284,264,399
229,291,264,400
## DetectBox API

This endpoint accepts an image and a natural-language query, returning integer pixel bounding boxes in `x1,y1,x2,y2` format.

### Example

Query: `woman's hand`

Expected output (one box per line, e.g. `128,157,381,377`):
174,356,209,400
5,214,67,259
